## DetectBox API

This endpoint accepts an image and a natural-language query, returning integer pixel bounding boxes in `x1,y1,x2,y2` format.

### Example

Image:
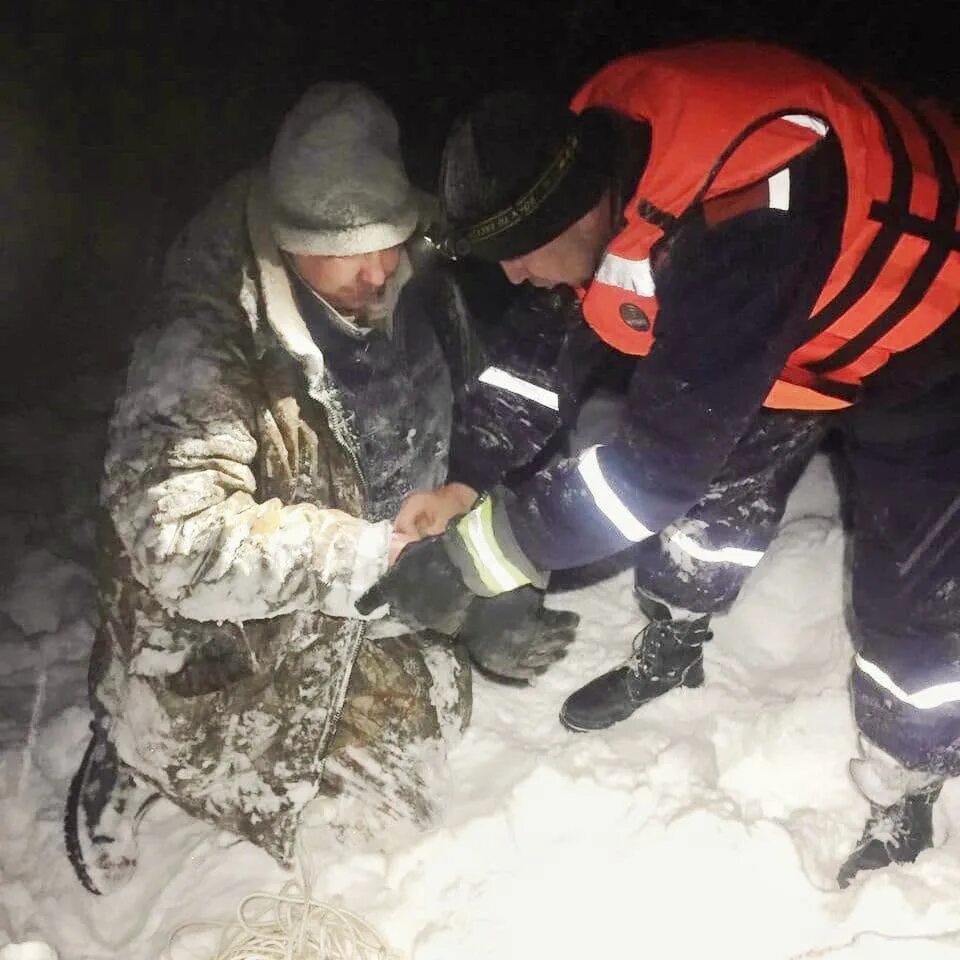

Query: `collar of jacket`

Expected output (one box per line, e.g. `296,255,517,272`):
245,172,364,468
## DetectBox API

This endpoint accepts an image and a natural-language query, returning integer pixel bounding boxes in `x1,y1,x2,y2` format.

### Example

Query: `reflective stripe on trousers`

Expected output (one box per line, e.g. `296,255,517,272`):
855,655,960,711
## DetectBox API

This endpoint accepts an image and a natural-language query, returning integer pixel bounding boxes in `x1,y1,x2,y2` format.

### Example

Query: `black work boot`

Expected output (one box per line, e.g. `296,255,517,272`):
64,720,160,895
560,601,712,732
837,782,942,888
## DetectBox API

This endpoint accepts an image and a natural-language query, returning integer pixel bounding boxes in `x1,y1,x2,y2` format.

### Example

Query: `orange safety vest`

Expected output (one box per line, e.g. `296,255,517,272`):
572,42,960,410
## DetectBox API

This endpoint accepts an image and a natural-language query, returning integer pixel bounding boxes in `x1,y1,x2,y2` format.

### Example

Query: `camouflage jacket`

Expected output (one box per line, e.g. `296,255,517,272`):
92,171,452,860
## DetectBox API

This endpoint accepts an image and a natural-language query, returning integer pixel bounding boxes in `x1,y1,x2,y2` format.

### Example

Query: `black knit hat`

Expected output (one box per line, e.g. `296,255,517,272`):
438,91,616,262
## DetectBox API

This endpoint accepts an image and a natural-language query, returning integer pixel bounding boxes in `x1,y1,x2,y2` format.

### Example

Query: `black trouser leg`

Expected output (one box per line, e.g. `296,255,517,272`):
633,409,827,615
844,396,960,775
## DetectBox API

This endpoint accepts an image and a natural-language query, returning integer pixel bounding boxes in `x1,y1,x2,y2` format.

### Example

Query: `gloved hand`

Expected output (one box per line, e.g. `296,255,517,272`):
459,586,579,683
355,535,475,635
358,490,545,633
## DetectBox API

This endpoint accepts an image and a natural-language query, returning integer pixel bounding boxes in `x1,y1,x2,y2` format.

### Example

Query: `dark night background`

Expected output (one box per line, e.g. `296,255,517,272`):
2,0,956,405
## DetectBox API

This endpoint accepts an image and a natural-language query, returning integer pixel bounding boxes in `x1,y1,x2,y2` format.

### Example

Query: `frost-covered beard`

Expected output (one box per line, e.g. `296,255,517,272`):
354,289,392,329
353,250,412,331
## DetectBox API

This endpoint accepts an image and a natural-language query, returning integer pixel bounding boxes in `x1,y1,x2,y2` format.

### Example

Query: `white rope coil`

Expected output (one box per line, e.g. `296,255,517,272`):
168,829,401,960
167,875,401,960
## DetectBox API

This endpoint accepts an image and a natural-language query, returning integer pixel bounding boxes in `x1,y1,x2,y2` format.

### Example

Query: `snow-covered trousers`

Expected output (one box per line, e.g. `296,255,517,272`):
314,631,472,831
843,372,960,778
90,625,471,860
632,409,826,614
631,373,960,776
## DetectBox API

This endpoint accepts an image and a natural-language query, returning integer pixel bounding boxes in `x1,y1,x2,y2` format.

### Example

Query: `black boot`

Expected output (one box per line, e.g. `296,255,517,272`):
64,720,160,895
837,782,941,888
560,604,712,732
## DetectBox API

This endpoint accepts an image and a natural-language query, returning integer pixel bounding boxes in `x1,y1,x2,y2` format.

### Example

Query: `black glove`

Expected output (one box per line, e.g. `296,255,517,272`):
355,536,475,635
459,586,580,683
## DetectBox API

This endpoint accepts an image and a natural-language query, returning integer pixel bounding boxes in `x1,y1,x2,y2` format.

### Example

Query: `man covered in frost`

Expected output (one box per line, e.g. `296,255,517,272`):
65,83,577,895
361,43,960,887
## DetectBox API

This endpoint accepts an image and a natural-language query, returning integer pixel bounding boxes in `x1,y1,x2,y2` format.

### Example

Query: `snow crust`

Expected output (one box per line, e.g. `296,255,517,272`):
3,381,960,959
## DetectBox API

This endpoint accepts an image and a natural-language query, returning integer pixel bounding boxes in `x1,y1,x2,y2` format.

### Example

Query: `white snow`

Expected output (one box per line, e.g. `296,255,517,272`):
3,380,960,959
0,550,94,637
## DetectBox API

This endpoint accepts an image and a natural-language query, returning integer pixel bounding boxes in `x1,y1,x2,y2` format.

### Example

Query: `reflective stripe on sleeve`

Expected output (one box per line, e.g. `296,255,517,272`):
594,255,656,297
457,497,531,594
767,168,791,211
855,654,960,710
667,530,764,568
478,367,560,411
577,445,654,543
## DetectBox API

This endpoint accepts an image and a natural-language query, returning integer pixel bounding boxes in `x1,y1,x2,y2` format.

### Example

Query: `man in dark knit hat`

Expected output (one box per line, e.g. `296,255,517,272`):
361,42,960,887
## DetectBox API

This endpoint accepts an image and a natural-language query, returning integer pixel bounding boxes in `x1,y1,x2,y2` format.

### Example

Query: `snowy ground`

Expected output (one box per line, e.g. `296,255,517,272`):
3,376,960,960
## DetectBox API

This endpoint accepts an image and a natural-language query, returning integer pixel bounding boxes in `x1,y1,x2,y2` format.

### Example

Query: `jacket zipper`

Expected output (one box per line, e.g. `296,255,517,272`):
305,376,370,768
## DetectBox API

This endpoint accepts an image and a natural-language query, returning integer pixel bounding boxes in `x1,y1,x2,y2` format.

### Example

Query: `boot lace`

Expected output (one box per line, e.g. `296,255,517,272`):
627,620,675,679
626,617,712,679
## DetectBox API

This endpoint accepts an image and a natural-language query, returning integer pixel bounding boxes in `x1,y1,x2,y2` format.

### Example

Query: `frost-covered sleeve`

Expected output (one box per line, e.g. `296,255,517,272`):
504,189,843,571
104,314,391,624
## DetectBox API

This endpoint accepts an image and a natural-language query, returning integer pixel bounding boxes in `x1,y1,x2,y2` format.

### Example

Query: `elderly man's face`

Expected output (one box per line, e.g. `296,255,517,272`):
292,246,402,313
498,192,614,290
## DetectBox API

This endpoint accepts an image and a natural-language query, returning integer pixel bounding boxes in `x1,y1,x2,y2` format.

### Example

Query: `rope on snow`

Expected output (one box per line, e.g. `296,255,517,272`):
166,835,401,960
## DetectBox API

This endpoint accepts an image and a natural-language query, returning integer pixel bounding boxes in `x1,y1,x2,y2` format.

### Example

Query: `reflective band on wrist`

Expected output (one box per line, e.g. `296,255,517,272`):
668,530,764,568
856,655,960,710
478,367,560,411
577,445,653,543
457,497,531,594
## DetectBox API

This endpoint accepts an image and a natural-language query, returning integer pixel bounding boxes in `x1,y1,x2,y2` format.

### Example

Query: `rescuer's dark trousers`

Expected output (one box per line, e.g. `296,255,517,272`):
632,322,960,775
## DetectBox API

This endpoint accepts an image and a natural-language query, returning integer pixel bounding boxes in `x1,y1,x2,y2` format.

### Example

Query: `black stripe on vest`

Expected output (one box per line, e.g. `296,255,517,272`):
802,88,913,347
778,364,862,403
809,94,958,375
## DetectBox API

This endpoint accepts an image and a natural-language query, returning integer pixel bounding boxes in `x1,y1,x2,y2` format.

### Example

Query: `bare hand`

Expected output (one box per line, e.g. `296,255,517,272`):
388,531,415,566
393,483,478,539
